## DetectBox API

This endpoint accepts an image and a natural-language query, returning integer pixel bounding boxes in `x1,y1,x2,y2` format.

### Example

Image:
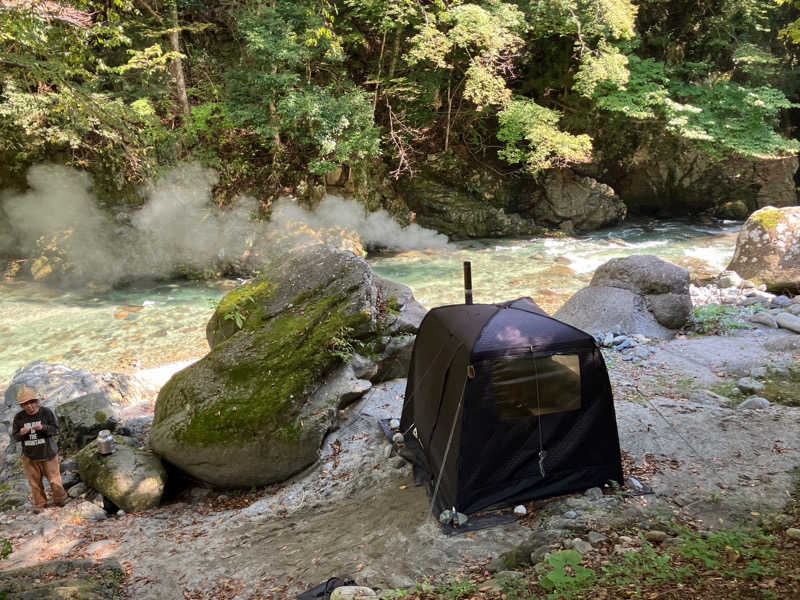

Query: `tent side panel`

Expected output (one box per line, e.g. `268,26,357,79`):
458,347,623,515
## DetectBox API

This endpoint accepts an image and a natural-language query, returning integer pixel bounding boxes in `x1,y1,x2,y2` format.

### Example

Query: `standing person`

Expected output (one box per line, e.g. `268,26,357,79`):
11,386,67,513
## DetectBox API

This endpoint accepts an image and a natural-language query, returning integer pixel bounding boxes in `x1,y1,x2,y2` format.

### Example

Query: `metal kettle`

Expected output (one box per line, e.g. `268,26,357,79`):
96,430,115,455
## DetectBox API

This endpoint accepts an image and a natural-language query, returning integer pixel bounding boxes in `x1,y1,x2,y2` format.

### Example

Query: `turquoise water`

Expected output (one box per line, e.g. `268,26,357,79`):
0,219,739,386
371,219,740,311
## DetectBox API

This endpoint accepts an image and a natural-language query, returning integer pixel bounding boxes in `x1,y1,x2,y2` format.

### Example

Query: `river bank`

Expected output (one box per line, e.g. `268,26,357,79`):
1,318,799,598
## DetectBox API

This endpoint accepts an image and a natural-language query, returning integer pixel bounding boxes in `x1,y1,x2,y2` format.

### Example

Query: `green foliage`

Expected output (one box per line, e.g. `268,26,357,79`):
277,87,380,174
692,304,750,335
1,538,11,560
498,99,593,173
220,290,255,329
538,550,597,598
677,527,779,576
601,543,693,589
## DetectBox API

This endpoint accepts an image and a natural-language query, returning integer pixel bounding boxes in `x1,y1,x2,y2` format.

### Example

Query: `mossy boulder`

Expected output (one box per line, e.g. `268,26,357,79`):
75,435,166,513
727,206,800,293
150,243,386,488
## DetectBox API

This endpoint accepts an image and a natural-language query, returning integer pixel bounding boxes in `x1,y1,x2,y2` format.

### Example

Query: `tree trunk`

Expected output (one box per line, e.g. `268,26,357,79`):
168,1,191,119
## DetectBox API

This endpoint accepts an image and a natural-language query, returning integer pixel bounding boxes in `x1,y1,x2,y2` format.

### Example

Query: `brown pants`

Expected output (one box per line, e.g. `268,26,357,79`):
22,455,67,508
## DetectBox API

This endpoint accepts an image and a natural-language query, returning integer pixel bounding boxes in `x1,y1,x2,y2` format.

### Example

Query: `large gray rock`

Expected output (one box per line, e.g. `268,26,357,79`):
3,361,149,410
150,243,424,488
554,286,673,339
536,168,627,232
75,436,166,513
590,255,692,329
727,206,800,293
54,393,122,453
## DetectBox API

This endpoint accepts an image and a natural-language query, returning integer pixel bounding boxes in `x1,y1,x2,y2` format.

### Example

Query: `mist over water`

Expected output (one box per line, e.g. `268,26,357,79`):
270,195,448,251
0,163,449,287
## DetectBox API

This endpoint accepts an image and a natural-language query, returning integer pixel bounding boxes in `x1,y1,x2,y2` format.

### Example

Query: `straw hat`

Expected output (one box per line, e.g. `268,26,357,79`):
17,386,40,405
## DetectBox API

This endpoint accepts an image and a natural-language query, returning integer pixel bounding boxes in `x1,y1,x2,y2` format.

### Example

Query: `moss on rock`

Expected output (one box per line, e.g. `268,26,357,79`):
150,243,381,488
751,207,785,231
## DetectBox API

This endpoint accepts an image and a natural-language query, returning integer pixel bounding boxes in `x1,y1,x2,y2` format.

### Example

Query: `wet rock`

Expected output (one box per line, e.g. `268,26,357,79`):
772,295,793,308
738,396,771,410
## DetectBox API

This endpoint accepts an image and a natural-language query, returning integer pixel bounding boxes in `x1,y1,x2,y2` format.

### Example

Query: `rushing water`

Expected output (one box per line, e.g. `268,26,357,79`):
0,218,740,387
370,218,741,311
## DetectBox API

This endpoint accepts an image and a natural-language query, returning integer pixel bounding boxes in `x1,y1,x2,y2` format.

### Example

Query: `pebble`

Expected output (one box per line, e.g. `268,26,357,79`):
513,505,527,516
570,538,593,554
584,487,604,500
645,530,668,543
787,528,800,540
564,510,578,519
587,532,608,544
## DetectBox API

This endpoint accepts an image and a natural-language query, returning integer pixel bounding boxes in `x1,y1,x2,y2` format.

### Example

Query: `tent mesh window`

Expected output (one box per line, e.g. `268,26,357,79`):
489,353,581,420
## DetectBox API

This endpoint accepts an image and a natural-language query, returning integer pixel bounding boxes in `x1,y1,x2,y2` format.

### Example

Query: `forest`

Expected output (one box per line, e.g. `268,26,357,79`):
2,0,800,212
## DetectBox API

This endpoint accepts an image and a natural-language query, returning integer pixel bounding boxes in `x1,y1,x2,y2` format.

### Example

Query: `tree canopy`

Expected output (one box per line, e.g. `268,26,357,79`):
1,0,799,200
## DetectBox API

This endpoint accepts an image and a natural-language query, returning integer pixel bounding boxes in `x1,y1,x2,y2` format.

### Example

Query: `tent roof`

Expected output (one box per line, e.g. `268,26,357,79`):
422,297,596,359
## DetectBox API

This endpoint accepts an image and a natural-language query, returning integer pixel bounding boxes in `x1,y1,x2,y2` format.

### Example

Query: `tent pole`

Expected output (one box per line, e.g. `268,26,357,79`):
463,261,473,305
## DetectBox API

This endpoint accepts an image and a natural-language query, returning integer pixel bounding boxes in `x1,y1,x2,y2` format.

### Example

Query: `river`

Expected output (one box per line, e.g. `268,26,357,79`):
0,218,740,386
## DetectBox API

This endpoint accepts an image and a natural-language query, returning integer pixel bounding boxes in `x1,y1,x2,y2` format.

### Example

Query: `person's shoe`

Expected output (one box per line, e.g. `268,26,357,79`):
54,499,67,507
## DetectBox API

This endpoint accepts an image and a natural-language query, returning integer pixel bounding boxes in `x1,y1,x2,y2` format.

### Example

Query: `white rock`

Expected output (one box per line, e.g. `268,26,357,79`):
330,586,377,599
513,505,527,515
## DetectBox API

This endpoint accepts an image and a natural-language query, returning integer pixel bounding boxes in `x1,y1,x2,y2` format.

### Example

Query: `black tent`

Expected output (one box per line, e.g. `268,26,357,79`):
399,297,623,516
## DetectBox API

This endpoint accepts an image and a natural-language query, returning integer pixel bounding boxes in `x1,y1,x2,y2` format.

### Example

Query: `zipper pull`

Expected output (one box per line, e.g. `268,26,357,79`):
538,450,547,478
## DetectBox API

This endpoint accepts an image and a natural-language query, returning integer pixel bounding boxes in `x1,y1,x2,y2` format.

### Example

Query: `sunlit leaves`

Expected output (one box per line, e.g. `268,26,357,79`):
497,99,593,173
574,43,630,97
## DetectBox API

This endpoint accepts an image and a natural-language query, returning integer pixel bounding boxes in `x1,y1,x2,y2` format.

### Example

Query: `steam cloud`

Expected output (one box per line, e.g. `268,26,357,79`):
0,163,448,287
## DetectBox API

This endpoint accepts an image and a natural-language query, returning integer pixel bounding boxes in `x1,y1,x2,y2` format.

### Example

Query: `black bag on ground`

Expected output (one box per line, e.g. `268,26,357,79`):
296,576,356,600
